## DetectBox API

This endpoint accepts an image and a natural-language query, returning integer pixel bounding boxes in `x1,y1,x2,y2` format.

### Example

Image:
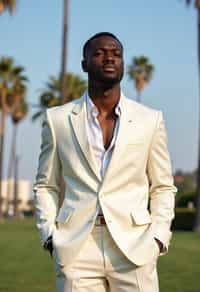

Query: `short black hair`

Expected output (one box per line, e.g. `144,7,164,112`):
83,32,123,59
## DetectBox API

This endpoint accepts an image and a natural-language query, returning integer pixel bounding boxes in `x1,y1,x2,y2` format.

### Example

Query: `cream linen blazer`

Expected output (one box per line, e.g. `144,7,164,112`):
34,92,177,267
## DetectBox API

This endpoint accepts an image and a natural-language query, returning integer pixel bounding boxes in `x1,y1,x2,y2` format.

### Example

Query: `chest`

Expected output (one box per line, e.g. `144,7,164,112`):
97,114,117,150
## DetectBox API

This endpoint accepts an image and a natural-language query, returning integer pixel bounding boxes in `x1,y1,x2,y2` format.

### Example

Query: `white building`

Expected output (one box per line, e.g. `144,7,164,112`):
1,179,31,215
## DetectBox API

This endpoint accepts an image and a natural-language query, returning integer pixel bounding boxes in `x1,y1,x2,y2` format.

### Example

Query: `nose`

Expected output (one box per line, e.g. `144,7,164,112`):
104,51,114,63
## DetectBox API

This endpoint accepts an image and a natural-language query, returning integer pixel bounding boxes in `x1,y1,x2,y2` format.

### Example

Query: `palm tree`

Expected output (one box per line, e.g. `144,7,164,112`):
0,57,27,218
6,99,28,217
0,0,16,14
182,0,200,231
128,56,154,103
60,0,69,104
32,73,87,121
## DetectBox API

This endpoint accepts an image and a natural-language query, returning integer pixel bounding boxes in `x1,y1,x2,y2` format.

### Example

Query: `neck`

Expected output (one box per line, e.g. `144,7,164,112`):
88,83,121,114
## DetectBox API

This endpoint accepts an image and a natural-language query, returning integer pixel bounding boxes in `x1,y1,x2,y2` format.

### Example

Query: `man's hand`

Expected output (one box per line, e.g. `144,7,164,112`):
154,238,163,253
43,236,53,257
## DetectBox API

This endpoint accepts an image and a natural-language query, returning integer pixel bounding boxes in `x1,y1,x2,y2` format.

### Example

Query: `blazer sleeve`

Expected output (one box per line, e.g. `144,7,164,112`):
147,111,177,252
33,110,61,245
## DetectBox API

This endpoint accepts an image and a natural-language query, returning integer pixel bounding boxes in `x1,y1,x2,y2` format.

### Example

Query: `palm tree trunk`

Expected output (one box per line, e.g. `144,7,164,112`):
0,2,5,13
59,0,68,207
194,8,200,231
6,123,17,216
13,155,19,218
136,90,141,103
60,0,68,105
0,93,6,218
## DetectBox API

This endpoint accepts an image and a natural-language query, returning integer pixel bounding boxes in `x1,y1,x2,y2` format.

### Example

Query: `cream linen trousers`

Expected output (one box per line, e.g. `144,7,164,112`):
53,225,160,292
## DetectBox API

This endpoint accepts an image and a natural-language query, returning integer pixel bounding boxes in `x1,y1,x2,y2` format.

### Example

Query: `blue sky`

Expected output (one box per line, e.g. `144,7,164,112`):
0,0,198,185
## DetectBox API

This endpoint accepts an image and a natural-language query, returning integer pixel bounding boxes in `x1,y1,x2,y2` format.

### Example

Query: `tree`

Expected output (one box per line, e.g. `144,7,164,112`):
128,56,154,103
0,57,27,218
60,0,69,104
181,0,200,231
32,73,87,121
6,99,28,217
0,0,16,14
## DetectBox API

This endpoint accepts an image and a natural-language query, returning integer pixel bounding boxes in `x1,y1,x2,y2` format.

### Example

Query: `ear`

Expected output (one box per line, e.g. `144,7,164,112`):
81,59,88,73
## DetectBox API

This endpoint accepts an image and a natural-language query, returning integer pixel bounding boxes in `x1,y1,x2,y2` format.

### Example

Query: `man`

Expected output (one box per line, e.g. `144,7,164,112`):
34,32,177,292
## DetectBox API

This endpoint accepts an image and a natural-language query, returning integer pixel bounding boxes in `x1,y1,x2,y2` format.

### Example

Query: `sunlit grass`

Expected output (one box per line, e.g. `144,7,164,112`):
0,219,199,292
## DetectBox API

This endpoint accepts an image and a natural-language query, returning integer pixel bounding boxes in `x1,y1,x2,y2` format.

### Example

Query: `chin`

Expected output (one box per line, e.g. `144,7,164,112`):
101,75,123,87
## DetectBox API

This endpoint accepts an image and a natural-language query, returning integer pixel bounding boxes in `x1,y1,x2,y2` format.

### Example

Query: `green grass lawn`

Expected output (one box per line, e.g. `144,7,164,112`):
0,219,200,292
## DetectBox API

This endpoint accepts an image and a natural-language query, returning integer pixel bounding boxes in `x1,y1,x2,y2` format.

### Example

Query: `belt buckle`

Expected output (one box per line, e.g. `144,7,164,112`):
95,214,105,226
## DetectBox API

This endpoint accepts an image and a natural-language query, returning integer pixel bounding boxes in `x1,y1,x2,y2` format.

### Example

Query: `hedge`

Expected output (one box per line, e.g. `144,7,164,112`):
176,191,196,208
172,208,195,231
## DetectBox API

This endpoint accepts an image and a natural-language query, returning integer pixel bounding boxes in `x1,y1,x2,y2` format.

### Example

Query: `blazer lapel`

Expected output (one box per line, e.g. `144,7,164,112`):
69,94,101,182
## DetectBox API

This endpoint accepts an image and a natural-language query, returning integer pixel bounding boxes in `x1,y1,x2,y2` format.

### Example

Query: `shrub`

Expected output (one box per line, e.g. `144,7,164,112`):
172,208,195,231
176,191,196,208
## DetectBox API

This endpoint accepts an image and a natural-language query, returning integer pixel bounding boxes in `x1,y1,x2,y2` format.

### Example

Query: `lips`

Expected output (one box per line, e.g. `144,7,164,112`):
103,66,116,72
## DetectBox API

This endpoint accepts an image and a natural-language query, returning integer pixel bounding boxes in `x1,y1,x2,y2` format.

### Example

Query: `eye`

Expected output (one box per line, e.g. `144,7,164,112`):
93,50,103,57
114,50,122,57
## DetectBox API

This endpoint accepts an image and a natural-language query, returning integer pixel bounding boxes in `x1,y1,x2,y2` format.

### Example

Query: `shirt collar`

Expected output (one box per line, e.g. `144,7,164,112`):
86,92,123,118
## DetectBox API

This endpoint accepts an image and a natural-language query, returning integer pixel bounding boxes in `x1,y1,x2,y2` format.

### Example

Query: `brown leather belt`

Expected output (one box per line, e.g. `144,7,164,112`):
95,214,106,225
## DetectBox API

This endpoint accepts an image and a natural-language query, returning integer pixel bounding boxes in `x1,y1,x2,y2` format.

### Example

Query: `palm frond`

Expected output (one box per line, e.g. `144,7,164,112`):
127,55,154,98
0,56,28,112
32,72,87,121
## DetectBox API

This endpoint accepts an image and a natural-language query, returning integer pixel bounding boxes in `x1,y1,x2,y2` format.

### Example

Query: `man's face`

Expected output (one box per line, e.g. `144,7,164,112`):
83,36,124,86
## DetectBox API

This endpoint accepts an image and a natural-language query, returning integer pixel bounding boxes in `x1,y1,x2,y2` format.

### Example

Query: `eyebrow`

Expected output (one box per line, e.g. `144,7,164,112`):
94,45,122,51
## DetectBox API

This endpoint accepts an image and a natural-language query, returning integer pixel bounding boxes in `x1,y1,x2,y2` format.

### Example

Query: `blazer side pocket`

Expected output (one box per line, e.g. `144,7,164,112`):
130,209,152,225
56,206,74,224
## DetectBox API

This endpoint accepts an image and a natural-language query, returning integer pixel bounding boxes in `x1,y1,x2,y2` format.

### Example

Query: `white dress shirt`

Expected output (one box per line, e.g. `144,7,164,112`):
86,94,121,178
